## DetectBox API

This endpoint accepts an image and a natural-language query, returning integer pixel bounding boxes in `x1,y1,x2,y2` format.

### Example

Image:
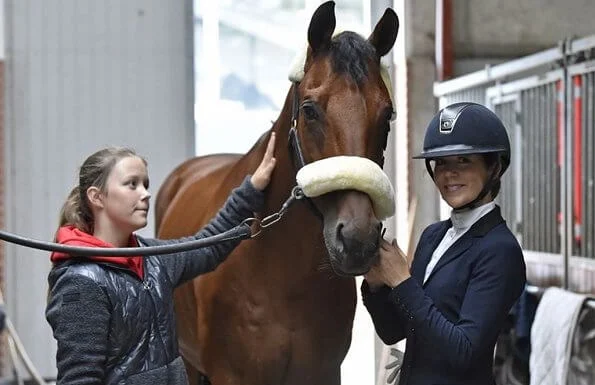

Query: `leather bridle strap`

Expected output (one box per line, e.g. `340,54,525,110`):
288,82,306,170
286,81,323,220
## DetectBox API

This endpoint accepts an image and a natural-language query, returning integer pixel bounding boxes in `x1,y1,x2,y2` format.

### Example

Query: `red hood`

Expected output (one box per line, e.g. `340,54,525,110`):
51,226,144,279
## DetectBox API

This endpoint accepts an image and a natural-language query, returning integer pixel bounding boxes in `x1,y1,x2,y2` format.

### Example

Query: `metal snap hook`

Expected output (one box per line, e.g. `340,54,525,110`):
240,217,263,238
291,186,305,200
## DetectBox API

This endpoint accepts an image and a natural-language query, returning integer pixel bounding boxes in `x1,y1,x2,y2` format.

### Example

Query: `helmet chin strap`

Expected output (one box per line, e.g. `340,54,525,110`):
424,159,499,213
452,167,499,212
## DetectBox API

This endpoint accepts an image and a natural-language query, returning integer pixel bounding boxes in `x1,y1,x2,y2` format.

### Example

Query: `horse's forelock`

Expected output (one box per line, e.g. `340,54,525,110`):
329,32,376,85
288,30,393,105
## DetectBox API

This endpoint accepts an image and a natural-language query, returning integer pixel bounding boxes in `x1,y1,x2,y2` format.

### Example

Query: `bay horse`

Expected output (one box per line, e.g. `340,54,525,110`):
155,2,399,384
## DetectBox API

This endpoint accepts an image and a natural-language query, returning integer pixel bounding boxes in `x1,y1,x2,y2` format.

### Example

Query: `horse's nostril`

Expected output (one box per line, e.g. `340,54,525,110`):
336,223,345,244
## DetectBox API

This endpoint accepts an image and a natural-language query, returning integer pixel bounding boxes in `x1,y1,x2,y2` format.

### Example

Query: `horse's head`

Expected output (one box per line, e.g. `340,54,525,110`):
289,1,399,276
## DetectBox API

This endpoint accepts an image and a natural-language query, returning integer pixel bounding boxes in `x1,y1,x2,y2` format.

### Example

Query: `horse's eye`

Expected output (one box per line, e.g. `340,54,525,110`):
385,107,396,122
301,102,319,121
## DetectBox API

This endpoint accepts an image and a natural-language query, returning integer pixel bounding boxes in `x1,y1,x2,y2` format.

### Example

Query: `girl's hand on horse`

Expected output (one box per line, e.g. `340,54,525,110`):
364,238,411,289
251,132,277,191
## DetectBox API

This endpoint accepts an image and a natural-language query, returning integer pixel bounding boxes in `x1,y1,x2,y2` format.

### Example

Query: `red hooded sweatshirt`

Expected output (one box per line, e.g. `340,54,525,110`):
51,225,144,279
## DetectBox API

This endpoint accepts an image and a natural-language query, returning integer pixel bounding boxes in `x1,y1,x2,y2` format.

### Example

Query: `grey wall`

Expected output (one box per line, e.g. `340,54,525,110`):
4,0,194,376
453,0,595,58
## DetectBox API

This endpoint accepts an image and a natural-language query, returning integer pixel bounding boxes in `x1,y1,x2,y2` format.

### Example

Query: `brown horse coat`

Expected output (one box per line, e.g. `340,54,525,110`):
155,2,399,384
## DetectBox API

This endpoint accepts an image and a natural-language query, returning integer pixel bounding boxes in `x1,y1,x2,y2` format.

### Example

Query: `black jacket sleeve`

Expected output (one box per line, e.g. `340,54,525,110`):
45,274,110,385
361,280,408,345
144,176,265,286
361,225,436,346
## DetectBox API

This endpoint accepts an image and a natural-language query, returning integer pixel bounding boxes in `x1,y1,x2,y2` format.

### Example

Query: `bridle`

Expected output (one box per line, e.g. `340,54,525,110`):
286,82,323,219
288,82,307,170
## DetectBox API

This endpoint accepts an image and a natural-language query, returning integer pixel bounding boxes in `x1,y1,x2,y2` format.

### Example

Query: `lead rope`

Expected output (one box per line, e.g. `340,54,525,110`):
0,186,305,257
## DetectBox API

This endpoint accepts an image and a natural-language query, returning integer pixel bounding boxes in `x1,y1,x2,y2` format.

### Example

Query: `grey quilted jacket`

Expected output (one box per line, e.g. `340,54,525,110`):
46,177,263,385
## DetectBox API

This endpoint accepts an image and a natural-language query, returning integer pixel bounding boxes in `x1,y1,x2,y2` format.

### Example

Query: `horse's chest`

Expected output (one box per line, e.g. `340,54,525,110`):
201,273,355,384
232,294,353,344
228,316,350,384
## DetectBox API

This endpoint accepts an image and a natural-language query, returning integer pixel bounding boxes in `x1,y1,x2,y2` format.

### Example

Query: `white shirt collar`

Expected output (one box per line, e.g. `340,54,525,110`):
450,201,496,231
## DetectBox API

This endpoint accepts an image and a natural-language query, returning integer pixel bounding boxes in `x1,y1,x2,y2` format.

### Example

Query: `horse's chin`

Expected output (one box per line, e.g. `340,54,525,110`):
324,243,379,277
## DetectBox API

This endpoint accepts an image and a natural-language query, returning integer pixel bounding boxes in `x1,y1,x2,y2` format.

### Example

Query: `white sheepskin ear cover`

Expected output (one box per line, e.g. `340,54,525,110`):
295,156,395,220
288,44,307,83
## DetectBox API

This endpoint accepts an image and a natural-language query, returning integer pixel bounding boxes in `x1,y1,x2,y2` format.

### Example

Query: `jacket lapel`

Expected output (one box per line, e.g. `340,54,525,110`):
422,206,505,286
411,220,450,283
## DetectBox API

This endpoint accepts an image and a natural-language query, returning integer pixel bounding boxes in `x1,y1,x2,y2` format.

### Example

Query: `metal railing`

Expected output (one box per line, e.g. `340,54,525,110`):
434,34,595,288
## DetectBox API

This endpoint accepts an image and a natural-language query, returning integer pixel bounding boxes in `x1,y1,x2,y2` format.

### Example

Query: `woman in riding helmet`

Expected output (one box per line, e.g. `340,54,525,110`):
363,102,526,385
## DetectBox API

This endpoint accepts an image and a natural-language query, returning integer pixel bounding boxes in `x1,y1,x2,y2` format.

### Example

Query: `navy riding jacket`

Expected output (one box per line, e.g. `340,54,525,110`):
362,206,526,385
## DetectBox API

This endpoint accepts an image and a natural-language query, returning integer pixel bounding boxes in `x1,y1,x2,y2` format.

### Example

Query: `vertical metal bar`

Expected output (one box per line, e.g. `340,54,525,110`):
503,102,512,225
563,67,572,289
528,88,534,250
515,96,523,245
549,82,556,253
543,83,556,253
510,101,517,230
534,87,540,251
435,0,453,82
525,90,531,249
537,85,544,252
498,101,513,226
529,88,536,250
584,73,589,258
573,76,583,256
543,84,549,252
586,72,594,259
551,81,559,254
556,80,563,255
550,81,556,253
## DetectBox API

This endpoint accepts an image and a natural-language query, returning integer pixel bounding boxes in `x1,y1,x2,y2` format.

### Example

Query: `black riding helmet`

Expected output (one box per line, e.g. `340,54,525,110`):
413,102,511,211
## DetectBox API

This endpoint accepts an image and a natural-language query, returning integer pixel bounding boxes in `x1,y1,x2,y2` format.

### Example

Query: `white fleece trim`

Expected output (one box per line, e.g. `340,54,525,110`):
295,156,395,220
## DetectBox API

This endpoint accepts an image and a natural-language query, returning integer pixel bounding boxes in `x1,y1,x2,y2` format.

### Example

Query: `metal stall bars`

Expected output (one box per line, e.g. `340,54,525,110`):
432,36,595,289
434,43,567,266
567,46,595,262
560,35,595,291
486,69,564,258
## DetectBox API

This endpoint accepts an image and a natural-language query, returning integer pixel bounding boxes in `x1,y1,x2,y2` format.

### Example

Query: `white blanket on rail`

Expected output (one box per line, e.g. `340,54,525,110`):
529,287,587,385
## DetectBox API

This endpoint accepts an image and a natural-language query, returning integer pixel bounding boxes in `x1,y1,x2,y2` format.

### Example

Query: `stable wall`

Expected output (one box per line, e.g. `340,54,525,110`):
3,0,194,376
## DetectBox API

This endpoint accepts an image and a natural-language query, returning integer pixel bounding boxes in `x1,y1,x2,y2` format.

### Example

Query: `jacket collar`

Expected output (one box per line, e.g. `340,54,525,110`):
414,205,504,286
451,201,496,230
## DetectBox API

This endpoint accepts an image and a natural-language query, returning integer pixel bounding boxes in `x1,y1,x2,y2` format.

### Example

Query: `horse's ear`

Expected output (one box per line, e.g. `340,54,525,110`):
368,8,399,58
307,1,336,55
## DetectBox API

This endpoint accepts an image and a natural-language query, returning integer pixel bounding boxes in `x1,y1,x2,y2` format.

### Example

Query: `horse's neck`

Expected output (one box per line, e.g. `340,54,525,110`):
244,85,300,211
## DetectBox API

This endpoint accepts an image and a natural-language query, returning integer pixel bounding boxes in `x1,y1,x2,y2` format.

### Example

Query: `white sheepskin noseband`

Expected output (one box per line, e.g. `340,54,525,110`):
295,156,395,220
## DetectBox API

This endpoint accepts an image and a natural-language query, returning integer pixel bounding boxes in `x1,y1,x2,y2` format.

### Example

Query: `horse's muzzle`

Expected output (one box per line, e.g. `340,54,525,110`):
327,218,382,276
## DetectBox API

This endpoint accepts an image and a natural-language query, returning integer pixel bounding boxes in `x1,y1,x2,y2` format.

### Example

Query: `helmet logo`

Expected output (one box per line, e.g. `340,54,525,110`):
440,119,454,134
